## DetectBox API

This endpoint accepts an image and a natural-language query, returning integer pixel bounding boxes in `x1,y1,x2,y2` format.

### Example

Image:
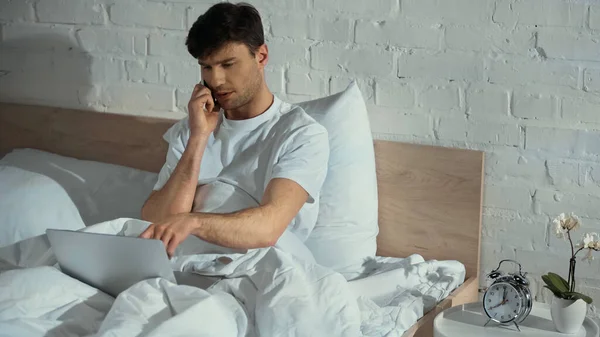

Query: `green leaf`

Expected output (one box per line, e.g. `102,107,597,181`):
544,285,562,298
542,274,553,286
543,282,562,295
548,272,570,290
542,274,552,285
564,292,594,304
542,276,561,294
544,273,569,293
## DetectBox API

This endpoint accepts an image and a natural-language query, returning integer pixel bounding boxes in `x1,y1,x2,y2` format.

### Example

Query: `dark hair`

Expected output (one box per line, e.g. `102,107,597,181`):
186,2,265,60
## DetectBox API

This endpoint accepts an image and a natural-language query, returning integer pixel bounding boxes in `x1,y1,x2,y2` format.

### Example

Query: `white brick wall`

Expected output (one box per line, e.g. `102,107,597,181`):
512,92,556,120
419,85,461,112
584,68,600,92
488,57,579,87
77,28,147,56
355,21,440,49
399,51,483,81
148,32,186,58
311,45,394,76
269,14,309,39
467,84,509,117
36,0,105,25
375,80,415,108
3,23,77,51
537,29,600,61
403,0,490,25
313,0,397,17
493,0,587,27
1,0,600,315
592,5,600,30
125,59,160,84
310,16,353,42
110,2,186,30
0,0,34,22
286,71,328,96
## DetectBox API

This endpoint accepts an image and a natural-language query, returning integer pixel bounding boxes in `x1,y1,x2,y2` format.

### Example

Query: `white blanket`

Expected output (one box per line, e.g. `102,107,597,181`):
0,218,465,337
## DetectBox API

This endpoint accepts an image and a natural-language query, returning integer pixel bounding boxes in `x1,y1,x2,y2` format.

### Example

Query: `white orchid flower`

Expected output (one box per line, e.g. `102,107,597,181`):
553,212,581,239
553,213,568,238
554,221,568,239
564,212,581,230
579,233,599,263
581,232,599,249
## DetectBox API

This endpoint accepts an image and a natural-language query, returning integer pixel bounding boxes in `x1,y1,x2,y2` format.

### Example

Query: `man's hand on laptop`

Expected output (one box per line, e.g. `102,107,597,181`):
139,213,195,258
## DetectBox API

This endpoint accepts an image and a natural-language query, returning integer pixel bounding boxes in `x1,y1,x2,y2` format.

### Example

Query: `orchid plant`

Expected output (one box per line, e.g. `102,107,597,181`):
542,213,600,304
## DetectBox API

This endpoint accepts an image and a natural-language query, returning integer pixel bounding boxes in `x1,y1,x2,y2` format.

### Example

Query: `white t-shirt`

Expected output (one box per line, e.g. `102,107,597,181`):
153,96,329,241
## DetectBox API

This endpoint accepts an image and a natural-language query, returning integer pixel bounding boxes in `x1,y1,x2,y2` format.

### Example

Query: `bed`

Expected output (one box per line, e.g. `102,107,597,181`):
0,101,484,337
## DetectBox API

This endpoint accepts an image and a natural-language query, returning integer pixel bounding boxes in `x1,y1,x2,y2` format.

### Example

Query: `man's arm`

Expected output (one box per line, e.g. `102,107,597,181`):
141,134,208,222
139,178,308,256
141,82,220,223
191,177,308,248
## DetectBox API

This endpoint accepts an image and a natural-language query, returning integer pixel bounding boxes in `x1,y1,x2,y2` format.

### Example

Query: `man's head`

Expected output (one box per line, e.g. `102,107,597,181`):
186,2,268,111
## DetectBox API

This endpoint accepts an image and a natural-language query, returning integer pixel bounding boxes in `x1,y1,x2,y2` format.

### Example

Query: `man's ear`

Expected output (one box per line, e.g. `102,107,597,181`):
256,44,268,68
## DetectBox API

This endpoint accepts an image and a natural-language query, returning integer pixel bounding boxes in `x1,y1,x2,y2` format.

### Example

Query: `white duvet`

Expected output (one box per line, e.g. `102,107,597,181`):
0,218,465,337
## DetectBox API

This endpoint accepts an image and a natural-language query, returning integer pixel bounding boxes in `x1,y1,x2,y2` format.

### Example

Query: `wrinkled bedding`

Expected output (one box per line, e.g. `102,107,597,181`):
0,218,465,337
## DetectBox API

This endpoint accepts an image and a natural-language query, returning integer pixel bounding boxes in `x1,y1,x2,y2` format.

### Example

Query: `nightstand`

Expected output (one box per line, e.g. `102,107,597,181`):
434,302,599,336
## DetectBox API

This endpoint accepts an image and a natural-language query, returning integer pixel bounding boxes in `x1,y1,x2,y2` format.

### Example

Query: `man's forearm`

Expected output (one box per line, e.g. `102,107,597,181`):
142,134,208,222
189,205,284,249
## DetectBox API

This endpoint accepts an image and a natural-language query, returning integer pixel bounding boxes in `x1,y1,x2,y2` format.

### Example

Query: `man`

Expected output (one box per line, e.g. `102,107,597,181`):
139,2,329,258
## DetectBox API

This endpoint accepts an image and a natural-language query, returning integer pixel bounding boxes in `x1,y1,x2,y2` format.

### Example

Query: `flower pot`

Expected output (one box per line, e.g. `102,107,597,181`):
550,296,587,334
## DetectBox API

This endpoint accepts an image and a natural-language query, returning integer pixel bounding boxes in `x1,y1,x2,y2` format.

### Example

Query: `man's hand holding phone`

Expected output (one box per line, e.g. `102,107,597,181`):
188,82,220,138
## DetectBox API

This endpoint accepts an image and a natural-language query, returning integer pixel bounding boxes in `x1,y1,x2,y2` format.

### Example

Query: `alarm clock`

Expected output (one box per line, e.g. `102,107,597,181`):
483,259,533,331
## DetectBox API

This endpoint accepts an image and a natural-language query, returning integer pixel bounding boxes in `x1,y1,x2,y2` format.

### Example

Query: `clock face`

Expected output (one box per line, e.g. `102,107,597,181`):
483,282,521,323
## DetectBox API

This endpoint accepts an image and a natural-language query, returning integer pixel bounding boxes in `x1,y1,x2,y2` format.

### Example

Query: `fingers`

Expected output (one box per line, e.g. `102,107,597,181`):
190,83,215,113
192,83,203,95
204,95,215,113
190,85,211,101
160,229,173,249
138,220,187,259
141,224,175,257
166,234,183,258
191,83,209,98
212,101,221,113
139,225,154,239
139,223,166,242
152,225,165,241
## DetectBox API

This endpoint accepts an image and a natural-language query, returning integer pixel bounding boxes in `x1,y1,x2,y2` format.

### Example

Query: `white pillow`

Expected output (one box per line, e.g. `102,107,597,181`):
0,165,85,247
297,81,379,278
0,149,158,226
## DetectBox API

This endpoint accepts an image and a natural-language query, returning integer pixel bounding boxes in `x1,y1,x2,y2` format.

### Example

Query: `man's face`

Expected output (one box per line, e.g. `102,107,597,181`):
198,42,266,111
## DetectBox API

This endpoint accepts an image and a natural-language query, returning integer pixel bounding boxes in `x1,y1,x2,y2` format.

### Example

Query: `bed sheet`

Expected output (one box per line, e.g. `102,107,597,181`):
0,218,465,337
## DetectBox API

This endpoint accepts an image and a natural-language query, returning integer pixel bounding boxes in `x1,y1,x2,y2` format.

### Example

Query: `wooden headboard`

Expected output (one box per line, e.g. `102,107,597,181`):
0,102,484,279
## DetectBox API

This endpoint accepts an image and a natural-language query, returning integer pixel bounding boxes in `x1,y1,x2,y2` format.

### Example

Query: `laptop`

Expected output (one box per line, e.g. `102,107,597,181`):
46,229,222,297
